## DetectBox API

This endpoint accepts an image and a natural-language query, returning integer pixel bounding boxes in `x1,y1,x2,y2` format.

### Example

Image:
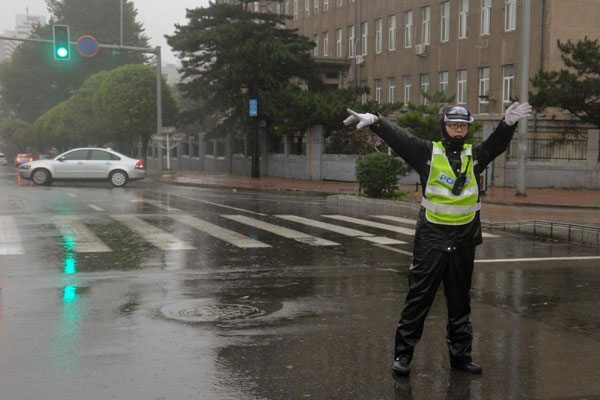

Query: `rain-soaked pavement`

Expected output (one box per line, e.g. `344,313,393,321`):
1,168,599,400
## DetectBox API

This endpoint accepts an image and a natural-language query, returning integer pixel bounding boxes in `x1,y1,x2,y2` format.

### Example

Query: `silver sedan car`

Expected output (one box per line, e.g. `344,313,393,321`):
18,147,145,187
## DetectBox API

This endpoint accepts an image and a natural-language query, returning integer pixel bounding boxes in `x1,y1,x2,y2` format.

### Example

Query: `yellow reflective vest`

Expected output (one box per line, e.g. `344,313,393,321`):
421,141,481,225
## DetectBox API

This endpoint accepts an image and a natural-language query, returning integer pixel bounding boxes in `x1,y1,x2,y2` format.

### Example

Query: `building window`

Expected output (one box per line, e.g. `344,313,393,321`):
294,0,298,20
361,21,368,55
458,0,468,39
305,0,310,17
439,71,449,94
403,75,412,107
421,6,430,45
481,0,491,35
323,32,329,56
336,28,343,57
388,77,396,103
479,67,490,113
314,0,319,15
285,0,290,15
313,34,319,57
375,18,382,54
337,0,343,7
375,79,382,104
420,73,429,104
324,0,328,12
503,64,515,110
457,69,467,105
388,15,396,51
505,0,516,31
404,10,413,48
348,25,355,57
361,80,368,105
440,2,450,42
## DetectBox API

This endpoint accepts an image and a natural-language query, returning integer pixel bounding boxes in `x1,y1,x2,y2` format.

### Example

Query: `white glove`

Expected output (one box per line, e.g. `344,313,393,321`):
504,102,533,126
343,108,378,129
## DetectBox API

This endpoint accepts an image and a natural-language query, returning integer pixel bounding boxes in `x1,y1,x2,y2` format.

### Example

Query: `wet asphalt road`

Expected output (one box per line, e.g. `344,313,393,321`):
1,169,599,400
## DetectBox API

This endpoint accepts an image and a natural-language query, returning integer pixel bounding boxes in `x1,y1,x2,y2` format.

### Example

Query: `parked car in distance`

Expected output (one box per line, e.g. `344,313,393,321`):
0,153,7,166
18,147,145,187
15,153,35,167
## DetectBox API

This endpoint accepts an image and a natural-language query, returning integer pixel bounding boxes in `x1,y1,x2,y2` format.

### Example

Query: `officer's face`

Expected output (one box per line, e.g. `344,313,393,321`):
445,122,469,138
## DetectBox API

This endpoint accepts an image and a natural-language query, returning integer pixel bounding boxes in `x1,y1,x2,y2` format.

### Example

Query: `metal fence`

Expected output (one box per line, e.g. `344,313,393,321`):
483,220,600,248
506,138,587,161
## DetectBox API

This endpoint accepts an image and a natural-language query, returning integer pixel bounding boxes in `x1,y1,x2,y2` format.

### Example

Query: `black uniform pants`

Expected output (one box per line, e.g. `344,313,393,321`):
395,246,475,363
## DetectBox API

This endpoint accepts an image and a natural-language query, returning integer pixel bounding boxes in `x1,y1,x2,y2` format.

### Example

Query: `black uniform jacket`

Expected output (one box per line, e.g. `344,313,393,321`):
370,116,517,252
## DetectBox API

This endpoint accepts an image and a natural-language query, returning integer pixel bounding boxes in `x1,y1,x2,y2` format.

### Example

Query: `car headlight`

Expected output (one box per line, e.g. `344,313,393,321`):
20,164,31,170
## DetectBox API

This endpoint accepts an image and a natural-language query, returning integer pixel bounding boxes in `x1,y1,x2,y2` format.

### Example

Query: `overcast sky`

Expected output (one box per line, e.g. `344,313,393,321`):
0,0,211,65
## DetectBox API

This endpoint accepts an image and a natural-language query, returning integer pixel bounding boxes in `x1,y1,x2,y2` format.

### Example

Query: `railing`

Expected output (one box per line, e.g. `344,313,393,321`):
506,138,587,161
482,220,600,248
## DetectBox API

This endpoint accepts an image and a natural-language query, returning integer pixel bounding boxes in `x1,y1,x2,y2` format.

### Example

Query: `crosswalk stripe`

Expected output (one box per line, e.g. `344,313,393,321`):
371,215,499,238
111,215,195,251
51,215,112,253
0,216,25,255
323,215,416,235
170,215,271,248
176,195,267,216
222,215,339,246
275,215,406,245
88,204,104,211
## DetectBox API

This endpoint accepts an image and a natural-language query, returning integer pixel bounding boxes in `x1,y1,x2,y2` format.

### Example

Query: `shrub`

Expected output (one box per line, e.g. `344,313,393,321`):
355,152,408,198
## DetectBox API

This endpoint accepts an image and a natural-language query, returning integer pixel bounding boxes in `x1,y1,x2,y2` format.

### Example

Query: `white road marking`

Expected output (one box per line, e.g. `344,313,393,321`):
222,215,339,246
371,215,499,238
0,216,25,255
176,195,267,216
88,204,104,212
275,215,406,245
51,215,112,253
111,215,195,251
67,193,78,198
170,215,271,248
137,199,181,212
476,255,600,263
373,244,414,256
323,215,416,235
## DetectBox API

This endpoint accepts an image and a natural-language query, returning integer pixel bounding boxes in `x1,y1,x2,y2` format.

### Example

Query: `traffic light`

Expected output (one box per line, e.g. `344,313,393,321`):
53,25,70,60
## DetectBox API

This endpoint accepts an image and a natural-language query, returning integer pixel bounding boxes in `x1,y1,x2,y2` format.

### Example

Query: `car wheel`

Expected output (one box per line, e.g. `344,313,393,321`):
32,168,51,185
109,170,128,187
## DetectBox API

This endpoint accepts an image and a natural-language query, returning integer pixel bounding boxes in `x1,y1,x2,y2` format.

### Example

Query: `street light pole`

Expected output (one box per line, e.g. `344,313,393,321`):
120,0,123,46
516,0,531,196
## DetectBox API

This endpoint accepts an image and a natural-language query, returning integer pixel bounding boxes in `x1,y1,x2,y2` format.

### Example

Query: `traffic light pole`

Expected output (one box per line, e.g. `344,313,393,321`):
0,35,164,142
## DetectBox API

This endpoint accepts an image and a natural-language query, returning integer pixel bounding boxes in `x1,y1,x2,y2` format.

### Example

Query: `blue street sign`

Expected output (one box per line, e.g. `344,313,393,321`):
249,99,257,117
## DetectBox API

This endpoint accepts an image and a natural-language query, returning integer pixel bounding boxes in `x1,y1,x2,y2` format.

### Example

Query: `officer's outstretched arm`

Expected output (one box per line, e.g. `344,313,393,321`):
343,108,379,129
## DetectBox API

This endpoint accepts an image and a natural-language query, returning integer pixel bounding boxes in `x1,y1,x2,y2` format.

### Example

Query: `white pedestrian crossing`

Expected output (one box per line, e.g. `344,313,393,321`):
0,216,25,255
222,215,339,246
51,215,112,253
322,215,416,235
371,215,499,238
275,215,406,245
111,215,195,251
170,214,271,248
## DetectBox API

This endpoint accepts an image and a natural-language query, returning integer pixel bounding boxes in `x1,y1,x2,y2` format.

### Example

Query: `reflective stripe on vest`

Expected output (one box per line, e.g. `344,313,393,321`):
421,141,479,225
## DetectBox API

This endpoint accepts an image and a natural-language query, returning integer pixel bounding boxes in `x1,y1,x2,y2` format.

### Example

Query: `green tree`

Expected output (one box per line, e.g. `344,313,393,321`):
530,37,600,128
0,119,35,153
0,0,148,122
167,2,322,177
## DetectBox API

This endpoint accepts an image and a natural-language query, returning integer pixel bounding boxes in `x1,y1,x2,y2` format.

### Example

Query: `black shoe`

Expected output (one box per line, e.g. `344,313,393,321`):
450,361,483,374
392,355,411,376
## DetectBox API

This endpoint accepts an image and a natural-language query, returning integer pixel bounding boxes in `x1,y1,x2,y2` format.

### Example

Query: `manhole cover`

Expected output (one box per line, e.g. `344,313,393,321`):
161,301,264,323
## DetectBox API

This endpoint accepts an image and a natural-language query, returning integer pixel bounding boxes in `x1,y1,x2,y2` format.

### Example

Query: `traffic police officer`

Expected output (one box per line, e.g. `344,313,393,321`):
344,102,532,376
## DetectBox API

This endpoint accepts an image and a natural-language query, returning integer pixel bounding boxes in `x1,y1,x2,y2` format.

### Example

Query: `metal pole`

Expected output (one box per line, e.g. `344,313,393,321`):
120,0,124,46
516,0,531,196
156,46,167,169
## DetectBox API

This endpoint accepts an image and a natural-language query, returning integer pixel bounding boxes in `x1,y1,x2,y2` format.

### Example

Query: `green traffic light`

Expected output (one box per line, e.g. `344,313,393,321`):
56,47,69,58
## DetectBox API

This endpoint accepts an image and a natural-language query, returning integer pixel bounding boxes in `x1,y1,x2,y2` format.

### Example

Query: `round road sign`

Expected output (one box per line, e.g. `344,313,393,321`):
77,35,99,57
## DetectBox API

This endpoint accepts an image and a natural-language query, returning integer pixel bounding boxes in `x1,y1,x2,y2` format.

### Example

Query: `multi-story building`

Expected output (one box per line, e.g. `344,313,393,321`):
0,12,47,62
281,0,600,115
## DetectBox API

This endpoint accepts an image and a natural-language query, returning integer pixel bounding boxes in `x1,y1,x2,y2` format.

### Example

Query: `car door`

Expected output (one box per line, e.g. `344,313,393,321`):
53,149,89,178
86,150,119,178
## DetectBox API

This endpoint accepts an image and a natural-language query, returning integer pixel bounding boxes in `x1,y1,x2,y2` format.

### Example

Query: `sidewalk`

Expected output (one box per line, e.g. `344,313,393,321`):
149,171,600,226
